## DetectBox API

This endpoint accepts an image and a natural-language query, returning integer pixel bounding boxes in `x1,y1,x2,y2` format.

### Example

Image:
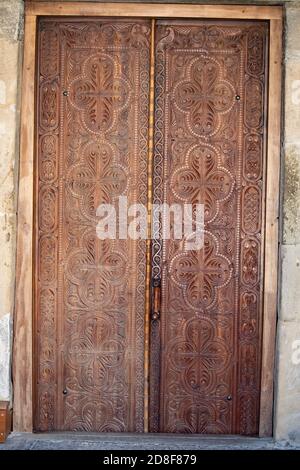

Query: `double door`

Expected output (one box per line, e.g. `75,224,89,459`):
35,17,268,434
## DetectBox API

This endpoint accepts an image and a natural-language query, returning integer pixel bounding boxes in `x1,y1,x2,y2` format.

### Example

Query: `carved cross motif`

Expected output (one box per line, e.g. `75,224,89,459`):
168,318,230,394
171,144,234,222
67,142,127,220
82,88,123,100
171,233,232,310
67,238,128,308
69,54,131,133
173,56,235,137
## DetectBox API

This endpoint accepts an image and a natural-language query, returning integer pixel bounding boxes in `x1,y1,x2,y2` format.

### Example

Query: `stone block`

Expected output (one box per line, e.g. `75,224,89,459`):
283,144,300,244
0,0,23,43
0,314,11,401
280,244,300,322
286,6,300,60
285,60,300,145
0,39,21,105
275,319,300,443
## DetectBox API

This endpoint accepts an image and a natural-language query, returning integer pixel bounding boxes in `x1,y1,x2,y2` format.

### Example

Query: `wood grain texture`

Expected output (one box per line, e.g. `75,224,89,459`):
13,14,37,433
259,17,283,438
25,2,283,19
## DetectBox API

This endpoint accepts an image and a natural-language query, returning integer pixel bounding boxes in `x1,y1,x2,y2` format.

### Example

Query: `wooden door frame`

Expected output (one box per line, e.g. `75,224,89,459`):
14,1,283,436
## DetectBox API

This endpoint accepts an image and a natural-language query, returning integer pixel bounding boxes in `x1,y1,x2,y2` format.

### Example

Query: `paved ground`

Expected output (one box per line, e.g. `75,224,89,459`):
0,432,299,450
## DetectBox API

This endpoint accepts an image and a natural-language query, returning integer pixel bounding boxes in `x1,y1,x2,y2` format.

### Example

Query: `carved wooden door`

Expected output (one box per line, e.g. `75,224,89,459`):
35,18,151,432
149,20,268,435
35,18,268,435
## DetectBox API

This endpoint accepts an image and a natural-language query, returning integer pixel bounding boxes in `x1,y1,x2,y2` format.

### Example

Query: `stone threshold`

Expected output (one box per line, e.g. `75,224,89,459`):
0,432,299,450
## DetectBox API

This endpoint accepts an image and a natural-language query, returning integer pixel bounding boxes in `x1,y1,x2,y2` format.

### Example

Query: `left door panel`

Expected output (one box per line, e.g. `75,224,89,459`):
35,18,150,432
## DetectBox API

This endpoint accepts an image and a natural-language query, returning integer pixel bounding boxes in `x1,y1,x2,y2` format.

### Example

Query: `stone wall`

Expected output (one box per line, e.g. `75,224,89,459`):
274,1,300,445
0,0,299,444
0,0,23,402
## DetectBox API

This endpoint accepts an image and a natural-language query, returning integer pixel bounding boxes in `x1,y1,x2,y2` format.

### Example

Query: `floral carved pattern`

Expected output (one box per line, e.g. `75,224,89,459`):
40,26,59,78
245,79,263,129
38,187,57,232
64,315,127,432
170,233,232,311
65,316,126,391
246,28,265,76
67,141,127,221
242,186,261,234
241,238,260,286
171,144,234,222
240,291,257,339
66,237,128,309
168,318,231,395
40,134,58,183
39,81,59,131
173,56,235,137
38,236,57,284
69,54,131,134
166,399,230,434
244,134,262,181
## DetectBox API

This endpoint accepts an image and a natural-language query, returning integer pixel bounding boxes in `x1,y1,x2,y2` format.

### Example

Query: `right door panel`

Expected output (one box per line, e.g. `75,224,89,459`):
150,20,269,435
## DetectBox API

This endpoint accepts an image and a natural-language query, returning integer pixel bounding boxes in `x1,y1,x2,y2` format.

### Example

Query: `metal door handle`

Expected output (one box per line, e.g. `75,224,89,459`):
152,278,161,322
